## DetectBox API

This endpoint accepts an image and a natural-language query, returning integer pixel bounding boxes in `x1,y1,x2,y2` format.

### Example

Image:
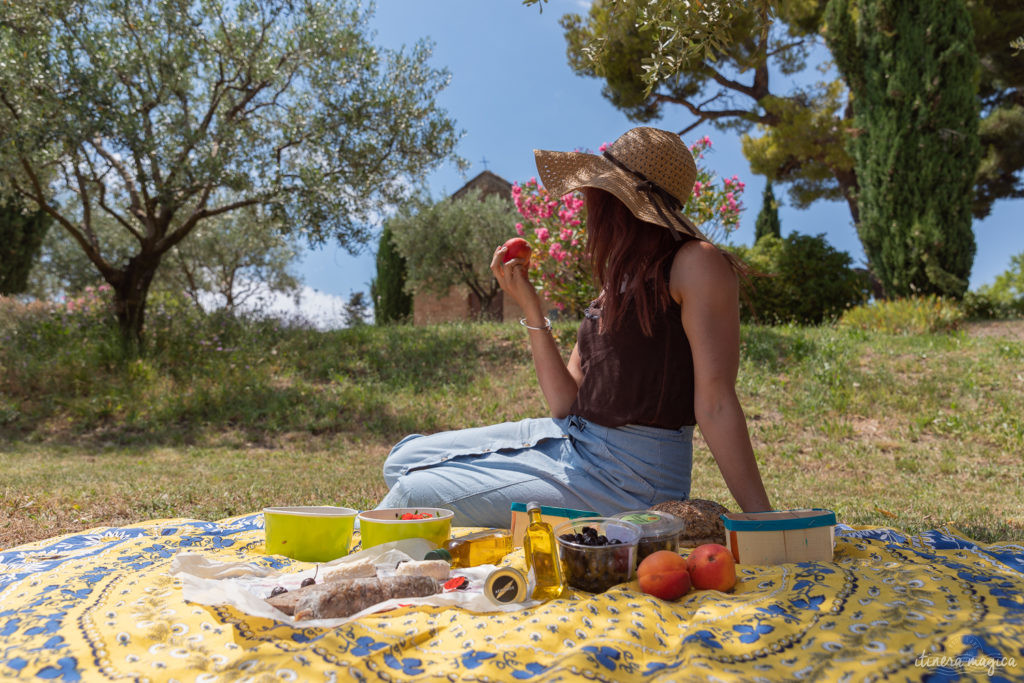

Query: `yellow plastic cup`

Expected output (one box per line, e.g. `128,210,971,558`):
263,506,357,562
357,508,454,550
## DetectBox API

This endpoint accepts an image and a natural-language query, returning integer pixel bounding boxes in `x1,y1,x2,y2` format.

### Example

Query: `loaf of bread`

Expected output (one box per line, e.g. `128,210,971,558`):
650,498,729,547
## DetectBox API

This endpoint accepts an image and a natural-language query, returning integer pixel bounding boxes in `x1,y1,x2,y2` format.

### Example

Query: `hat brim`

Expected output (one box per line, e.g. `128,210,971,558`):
533,149,706,241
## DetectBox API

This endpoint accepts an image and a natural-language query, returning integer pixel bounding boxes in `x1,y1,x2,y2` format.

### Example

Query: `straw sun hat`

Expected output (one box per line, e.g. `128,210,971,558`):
534,126,707,241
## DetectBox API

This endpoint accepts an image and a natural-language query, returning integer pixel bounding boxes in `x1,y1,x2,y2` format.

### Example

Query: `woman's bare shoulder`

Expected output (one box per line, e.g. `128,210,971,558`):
669,240,738,301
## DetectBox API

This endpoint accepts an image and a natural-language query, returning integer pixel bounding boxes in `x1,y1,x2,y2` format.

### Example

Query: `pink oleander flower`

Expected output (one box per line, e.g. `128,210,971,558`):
549,242,567,262
512,134,743,318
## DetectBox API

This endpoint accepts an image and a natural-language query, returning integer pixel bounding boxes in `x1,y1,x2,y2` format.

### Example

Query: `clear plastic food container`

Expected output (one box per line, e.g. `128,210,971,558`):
612,510,685,563
554,517,641,593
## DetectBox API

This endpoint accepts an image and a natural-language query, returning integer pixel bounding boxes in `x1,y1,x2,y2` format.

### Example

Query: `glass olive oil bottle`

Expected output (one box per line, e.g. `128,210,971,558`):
444,529,513,568
522,502,566,601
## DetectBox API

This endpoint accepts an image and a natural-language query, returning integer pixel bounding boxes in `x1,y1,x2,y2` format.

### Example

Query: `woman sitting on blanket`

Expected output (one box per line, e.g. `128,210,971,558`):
378,127,772,528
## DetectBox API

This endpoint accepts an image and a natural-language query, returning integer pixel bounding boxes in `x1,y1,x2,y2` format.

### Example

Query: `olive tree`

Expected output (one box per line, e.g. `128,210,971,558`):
161,200,302,312
0,0,461,347
388,190,520,321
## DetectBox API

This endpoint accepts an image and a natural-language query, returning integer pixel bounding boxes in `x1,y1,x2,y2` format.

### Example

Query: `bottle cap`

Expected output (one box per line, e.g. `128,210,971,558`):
484,567,527,605
424,548,452,562
526,501,541,511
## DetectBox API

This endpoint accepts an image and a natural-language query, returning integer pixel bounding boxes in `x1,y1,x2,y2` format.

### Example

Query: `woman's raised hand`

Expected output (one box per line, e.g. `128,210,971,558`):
490,242,542,319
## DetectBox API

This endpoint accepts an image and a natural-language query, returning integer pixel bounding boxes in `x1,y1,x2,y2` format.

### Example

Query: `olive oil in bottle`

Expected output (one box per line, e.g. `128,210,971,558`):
522,502,566,601
443,529,513,568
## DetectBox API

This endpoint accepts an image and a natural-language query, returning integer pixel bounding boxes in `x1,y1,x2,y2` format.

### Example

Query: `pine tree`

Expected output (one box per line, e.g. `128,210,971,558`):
0,196,52,296
825,0,980,298
754,181,781,243
370,224,412,324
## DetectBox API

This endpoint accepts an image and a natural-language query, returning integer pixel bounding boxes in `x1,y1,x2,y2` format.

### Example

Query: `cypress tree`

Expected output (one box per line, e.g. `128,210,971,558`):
371,224,413,324
0,195,52,296
754,181,781,243
825,0,980,298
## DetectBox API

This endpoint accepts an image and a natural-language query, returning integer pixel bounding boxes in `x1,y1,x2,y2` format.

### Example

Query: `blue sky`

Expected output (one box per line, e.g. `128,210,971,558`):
297,0,1024,313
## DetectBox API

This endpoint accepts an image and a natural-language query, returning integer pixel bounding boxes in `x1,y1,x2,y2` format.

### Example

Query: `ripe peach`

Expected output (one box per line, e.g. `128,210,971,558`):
501,237,531,264
686,543,737,592
637,549,691,601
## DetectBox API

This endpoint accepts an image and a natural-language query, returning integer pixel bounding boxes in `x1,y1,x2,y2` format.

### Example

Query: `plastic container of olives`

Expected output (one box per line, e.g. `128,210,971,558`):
555,517,642,594
612,510,685,564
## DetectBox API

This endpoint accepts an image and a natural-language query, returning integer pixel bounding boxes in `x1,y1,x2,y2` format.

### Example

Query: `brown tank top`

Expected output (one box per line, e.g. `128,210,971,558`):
569,275,696,429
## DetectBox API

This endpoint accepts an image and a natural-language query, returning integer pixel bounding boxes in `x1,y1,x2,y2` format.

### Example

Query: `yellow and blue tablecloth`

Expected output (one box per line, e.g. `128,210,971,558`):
1,514,1022,681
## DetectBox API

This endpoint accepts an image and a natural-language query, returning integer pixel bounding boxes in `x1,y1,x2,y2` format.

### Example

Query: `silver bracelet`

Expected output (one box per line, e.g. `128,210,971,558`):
519,316,552,332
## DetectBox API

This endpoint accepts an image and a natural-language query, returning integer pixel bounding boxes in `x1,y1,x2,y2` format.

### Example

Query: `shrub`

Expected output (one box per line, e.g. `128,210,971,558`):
959,290,1024,321
838,295,965,335
733,233,869,325
960,252,1024,320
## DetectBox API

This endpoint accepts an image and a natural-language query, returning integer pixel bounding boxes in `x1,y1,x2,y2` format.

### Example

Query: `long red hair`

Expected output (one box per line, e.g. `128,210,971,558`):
584,188,746,336
584,188,680,336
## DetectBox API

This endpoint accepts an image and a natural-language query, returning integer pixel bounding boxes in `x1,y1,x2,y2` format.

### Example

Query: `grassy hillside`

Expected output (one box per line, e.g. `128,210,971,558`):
2,296,1022,549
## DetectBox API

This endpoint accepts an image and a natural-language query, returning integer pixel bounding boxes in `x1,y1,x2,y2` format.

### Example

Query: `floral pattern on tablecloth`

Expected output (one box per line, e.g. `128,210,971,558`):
1,515,1022,682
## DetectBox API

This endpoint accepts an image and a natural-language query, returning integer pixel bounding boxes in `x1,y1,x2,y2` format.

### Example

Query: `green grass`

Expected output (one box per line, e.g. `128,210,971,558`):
2,296,1023,549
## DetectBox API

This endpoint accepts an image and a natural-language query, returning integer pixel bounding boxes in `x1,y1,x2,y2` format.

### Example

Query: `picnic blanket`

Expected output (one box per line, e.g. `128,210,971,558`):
1,514,1022,682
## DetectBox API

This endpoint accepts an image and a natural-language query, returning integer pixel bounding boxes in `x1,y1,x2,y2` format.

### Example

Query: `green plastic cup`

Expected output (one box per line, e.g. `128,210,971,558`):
263,506,357,562
357,508,454,550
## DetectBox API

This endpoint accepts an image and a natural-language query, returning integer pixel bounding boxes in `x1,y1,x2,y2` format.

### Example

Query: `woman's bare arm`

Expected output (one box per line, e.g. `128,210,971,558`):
491,245,582,417
670,241,772,513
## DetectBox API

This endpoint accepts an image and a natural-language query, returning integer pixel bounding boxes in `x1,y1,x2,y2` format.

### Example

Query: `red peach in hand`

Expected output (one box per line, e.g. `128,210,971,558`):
637,550,692,601
501,237,531,264
686,543,737,592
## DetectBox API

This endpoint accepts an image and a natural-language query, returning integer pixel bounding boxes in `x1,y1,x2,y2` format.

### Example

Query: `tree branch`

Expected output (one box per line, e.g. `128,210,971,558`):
0,89,21,120
87,137,147,223
170,247,204,310
69,153,95,246
654,92,765,126
16,158,118,281
161,192,263,252
766,38,807,59
706,69,760,99
78,150,144,240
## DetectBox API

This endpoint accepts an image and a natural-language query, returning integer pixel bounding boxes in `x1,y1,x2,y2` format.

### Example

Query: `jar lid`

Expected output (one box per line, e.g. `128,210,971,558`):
424,547,452,562
612,510,685,540
484,567,527,605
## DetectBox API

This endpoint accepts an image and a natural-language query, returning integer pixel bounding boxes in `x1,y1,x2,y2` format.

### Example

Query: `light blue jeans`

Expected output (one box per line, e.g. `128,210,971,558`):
377,415,694,528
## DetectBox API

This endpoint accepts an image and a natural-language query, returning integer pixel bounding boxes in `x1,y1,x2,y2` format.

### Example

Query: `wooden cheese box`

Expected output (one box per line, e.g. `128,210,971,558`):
721,509,837,565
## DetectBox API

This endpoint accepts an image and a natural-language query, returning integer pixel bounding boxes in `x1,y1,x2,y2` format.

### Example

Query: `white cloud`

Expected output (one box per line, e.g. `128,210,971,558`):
260,285,358,330
200,282,363,330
